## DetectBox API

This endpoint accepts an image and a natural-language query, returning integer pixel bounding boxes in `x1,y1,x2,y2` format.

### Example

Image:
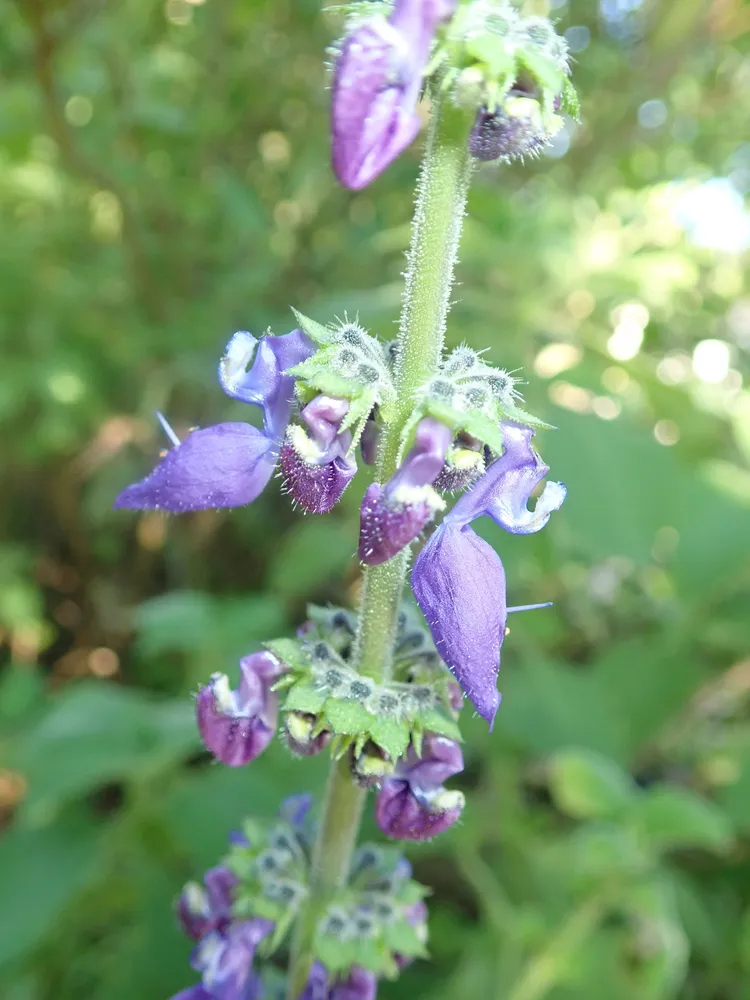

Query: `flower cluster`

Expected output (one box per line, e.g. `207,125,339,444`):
171,808,428,1000
329,0,578,188
115,2,577,996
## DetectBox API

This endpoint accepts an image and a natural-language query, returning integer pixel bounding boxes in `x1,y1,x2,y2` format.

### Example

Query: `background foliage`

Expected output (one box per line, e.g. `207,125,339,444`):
1,0,749,998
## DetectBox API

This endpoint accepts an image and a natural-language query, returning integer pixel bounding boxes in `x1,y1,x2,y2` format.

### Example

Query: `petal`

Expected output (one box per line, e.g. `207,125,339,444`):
297,962,329,1000
203,865,238,919
177,882,212,941
449,423,565,534
401,733,464,789
169,987,214,1000
194,920,273,1000
358,419,451,565
279,428,357,513
411,523,506,725
300,395,351,456
219,329,314,441
114,423,277,512
197,667,279,767
375,777,463,841
330,967,378,1000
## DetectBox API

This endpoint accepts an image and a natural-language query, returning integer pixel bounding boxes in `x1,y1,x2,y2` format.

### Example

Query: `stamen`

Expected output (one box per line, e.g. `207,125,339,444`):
155,410,181,448
506,602,553,613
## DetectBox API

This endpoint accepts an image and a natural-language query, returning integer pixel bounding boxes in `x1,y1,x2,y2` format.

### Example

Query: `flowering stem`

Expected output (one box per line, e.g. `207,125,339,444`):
285,95,474,998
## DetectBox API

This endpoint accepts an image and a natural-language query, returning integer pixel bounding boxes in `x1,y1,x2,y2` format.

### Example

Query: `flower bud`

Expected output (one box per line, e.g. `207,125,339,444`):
358,418,451,565
196,651,283,767
284,711,332,757
469,97,555,162
433,443,485,493
350,740,395,789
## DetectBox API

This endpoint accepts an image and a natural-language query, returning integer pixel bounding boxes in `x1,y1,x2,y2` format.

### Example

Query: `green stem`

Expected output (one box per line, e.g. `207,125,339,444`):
506,896,605,1000
285,95,474,999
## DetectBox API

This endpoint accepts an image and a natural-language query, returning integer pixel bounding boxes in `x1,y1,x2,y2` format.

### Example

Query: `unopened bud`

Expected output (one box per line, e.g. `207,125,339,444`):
284,711,332,757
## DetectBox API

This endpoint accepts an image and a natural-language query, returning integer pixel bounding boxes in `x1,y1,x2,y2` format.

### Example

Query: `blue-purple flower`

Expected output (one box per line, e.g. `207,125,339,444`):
359,417,451,565
375,733,464,841
197,651,284,767
173,855,273,1000
411,423,566,727
280,395,358,514
114,329,313,513
300,963,377,1000
331,0,457,189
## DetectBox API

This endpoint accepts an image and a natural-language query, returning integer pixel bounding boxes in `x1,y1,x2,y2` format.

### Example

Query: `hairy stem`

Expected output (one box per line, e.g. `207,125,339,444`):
285,95,474,998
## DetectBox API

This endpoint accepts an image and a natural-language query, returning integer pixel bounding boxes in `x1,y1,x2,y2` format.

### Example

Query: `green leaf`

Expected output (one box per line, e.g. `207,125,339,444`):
497,400,555,430
283,682,326,714
265,638,308,673
418,706,462,742
549,749,636,819
290,308,333,345
323,697,375,736
632,785,734,853
268,521,354,600
368,715,410,760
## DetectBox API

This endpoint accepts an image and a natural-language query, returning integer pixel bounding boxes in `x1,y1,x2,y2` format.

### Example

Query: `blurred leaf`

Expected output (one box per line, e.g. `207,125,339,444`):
268,521,355,599
632,785,734,854
549,749,636,819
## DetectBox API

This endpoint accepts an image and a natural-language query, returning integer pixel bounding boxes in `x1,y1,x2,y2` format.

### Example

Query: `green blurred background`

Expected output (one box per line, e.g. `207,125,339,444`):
1,0,750,997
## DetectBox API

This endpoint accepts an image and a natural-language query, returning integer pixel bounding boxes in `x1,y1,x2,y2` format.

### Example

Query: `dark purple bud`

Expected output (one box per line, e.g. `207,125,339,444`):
376,734,464,841
114,422,278,513
177,866,236,940
433,444,485,493
191,918,273,1000
280,428,357,513
330,967,378,1000
358,418,451,565
197,652,283,766
468,99,549,163
360,412,380,466
331,0,457,189
284,712,332,757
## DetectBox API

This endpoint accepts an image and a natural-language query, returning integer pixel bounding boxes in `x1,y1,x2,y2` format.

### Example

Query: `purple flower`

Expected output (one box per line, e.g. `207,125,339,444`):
189,918,273,1000
298,964,377,1000
331,0,457,189
375,733,464,841
178,866,237,940
359,418,451,565
114,329,313,512
197,651,283,767
279,395,357,513
411,423,566,727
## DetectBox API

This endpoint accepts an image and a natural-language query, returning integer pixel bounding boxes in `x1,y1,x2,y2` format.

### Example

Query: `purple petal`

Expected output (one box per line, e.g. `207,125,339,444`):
330,967,378,1000
115,423,277,513
358,419,451,565
411,523,506,726
178,865,236,939
450,423,566,534
219,329,314,441
193,920,274,1000
197,653,283,767
279,428,357,513
169,987,214,1000
300,395,351,456
376,734,464,842
278,792,314,828
331,0,455,189
297,962,329,1000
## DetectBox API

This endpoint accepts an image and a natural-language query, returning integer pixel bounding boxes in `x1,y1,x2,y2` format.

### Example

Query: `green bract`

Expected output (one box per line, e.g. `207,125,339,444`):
288,310,397,439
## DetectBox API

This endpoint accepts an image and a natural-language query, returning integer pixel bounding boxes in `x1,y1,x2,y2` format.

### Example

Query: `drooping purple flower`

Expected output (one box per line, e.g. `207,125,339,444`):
411,423,566,727
178,865,237,940
189,918,273,1000
114,329,313,512
197,651,283,767
376,733,464,841
279,395,357,513
331,0,457,189
359,418,451,565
